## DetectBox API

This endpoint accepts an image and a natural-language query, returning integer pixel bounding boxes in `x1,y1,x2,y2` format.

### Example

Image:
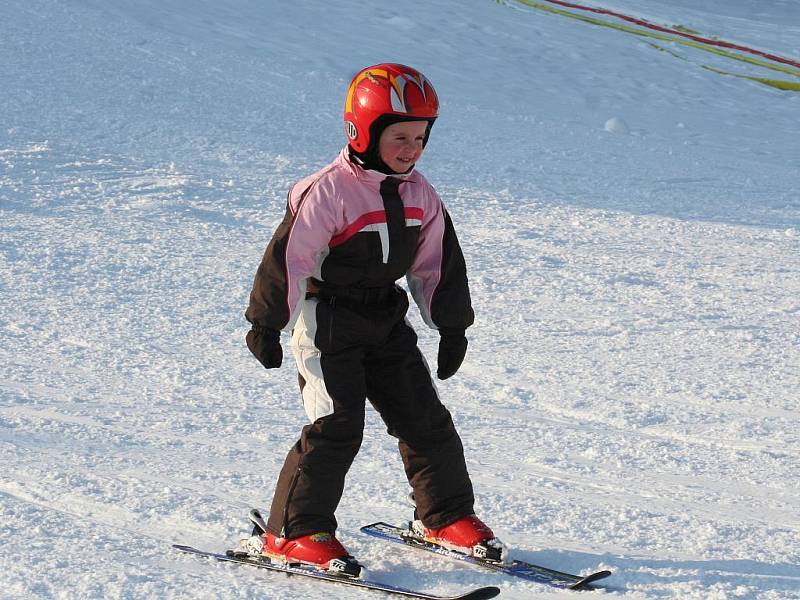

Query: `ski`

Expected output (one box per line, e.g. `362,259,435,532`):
172,544,501,600
361,522,612,590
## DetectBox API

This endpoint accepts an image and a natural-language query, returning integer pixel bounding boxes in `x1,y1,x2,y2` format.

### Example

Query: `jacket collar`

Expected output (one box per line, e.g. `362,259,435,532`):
336,147,417,186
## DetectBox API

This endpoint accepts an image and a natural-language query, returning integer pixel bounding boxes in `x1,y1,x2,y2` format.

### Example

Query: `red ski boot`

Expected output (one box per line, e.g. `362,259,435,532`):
236,509,362,577
262,532,361,576
412,515,508,563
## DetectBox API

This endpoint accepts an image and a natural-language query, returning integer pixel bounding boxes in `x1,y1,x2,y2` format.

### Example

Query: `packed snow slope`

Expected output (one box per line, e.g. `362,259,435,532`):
1,1,799,598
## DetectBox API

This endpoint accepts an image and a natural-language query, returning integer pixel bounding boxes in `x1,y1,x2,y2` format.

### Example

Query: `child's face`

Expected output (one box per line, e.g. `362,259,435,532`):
378,120,429,173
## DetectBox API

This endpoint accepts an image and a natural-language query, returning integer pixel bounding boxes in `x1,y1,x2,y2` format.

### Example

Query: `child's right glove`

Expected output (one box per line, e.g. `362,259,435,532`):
436,329,468,380
246,325,283,369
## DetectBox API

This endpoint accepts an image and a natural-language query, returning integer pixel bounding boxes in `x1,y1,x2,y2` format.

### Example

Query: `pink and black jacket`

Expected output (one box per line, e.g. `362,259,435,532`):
246,147,474,333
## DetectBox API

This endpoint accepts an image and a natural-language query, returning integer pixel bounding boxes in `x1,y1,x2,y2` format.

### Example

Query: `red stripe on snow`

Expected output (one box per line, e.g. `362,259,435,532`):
538,0,800,70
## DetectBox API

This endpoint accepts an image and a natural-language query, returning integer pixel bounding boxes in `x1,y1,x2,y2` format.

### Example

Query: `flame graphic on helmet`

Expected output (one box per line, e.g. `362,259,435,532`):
389,73,430,113
344,69,430,116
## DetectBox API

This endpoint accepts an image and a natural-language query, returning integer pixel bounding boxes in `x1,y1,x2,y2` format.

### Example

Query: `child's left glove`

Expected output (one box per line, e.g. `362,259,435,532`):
246,325,283,369
436,329,468,380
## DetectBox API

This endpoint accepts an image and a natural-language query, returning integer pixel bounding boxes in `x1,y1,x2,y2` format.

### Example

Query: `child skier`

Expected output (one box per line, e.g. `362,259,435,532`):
242,63,506,577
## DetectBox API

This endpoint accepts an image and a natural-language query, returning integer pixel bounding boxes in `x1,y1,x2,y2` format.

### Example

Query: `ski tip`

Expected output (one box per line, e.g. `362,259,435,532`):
568,569,613,589
462,586,501,600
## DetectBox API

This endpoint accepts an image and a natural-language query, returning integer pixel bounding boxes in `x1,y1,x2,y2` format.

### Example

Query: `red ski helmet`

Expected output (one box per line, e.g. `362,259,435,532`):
344,63,439,154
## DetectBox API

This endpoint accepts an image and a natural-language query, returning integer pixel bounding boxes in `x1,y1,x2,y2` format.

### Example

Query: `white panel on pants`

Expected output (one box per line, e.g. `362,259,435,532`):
290,298,335,422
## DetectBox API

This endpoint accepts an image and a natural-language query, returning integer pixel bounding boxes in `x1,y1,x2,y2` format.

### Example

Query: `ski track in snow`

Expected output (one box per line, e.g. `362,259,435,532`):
2,1,799,599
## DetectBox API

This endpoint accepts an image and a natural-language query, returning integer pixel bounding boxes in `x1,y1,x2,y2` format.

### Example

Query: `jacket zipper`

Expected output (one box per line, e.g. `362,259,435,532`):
327,295,337,349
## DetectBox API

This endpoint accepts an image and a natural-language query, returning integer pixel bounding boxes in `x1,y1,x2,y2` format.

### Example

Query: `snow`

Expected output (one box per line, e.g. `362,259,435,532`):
1,0,799,598
604,117,630,134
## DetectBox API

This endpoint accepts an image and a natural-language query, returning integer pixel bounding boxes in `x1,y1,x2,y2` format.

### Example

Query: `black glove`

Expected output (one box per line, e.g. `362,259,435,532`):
246,325,282,369
436,329,468,380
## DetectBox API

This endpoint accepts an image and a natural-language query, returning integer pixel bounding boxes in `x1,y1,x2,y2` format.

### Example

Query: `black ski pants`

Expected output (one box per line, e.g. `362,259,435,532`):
266,286,475,538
